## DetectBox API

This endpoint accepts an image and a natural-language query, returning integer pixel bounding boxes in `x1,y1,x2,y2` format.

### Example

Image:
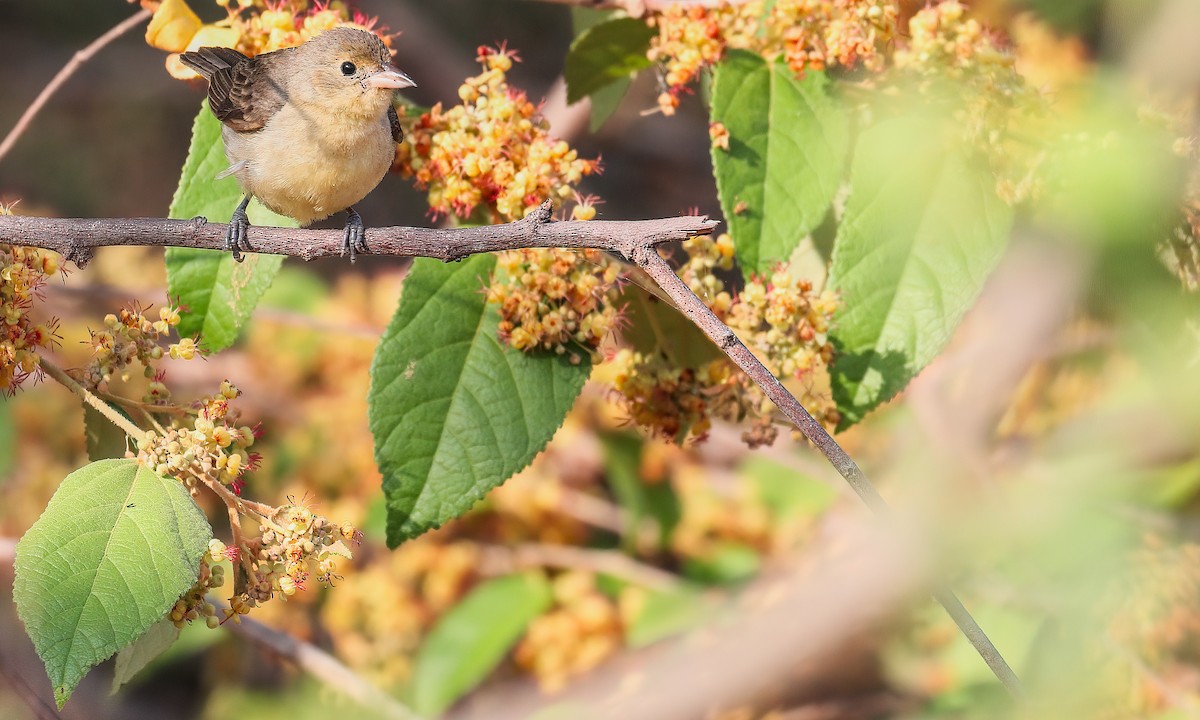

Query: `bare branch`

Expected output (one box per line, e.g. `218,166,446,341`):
0,207,1022,695
0,8,151,166
0,201,716,267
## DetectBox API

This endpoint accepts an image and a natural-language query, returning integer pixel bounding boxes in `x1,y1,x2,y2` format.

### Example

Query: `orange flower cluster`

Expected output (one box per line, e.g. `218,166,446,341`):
609,349,734,442
487,248,622,358
0,214,61,394
143,0,389,78
647,0,898,114
394,46,600,222
217,0,387,57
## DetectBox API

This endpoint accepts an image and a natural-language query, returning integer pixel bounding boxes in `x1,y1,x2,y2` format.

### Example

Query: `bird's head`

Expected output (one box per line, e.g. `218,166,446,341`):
294,27,415,119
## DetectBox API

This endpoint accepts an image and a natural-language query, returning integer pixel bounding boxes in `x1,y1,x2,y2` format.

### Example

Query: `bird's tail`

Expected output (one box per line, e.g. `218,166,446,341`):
178,47,248,81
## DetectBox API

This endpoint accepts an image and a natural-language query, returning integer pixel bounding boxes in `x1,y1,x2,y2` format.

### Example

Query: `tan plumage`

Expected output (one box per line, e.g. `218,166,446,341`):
179,27,415,261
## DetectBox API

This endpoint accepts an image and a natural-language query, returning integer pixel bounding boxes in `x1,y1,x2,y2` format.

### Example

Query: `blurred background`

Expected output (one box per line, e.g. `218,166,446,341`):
3,1,1200,719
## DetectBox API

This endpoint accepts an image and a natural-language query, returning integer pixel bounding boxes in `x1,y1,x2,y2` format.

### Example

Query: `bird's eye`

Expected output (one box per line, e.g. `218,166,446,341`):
340,61,357,76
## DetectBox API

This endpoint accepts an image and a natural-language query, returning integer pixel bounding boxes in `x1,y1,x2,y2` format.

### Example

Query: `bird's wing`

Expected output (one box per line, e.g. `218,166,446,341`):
387,105,404,144
179,47,290,133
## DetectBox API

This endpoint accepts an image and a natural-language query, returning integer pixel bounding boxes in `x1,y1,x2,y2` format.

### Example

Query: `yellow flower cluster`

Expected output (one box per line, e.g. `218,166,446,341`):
895,1,995,76
609,234,840,445
0,214,61,393
487,248,622,358
727,272,837,379
322,538,479,688
514,571,622,693
84,302,186,398
143,0,389,78
394,46,600,222
136,380,260,495
228,501,359,614
670,465,773,560
647,0,898,115
894,2,1044,204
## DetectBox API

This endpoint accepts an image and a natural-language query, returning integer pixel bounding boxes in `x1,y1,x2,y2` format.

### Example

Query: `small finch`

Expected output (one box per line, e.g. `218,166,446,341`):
180,27,416,262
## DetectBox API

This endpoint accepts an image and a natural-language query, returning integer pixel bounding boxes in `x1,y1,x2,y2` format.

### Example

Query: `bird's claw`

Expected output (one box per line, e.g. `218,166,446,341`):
227,208,250,263
342,209,368,264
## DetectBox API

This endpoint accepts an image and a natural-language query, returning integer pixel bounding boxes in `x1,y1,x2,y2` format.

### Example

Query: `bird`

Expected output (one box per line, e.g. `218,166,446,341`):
179,27,416,263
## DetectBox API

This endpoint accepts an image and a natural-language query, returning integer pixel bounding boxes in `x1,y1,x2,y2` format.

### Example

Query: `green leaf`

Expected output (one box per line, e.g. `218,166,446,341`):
568,0,632,132
166,104,297,352
111,620,181,693
84,405,134,461
620,285,723,369
625,585,712,648
565,17,655,104
588,77,630,132
369,257,591,546
13,459,211,708
408,573,552,715
827,115,1013,428
710,51,850,276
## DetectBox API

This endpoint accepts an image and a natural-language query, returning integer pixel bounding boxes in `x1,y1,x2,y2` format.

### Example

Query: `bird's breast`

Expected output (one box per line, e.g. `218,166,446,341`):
223,105,394,225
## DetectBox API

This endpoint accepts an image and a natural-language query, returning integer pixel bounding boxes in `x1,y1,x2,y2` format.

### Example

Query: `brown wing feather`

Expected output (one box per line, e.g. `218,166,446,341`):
388,105,404,144
179,47,291,133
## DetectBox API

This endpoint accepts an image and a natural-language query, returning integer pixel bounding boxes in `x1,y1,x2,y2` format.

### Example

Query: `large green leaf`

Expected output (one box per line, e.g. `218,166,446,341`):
827,115,1014,428
166,104,297,352
369,257,591,546
408,573,552,715
13,459,211,708
565,17,655,104
710,51,849,276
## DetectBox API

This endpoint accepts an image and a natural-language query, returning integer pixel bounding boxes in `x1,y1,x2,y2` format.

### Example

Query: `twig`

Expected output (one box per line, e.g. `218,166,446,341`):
0,8,151,165
633,247,1025,697
229,597,425,720
0,202,709,267
39,355,146,441
0,205,1022,695
478,542,680,591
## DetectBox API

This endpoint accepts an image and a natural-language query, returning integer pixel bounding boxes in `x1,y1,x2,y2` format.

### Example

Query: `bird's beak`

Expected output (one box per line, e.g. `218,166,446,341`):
366,66,417,90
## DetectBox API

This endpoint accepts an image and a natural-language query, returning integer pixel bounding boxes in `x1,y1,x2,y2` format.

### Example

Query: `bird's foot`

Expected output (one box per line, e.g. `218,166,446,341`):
342,208,368,263
227,203,251,263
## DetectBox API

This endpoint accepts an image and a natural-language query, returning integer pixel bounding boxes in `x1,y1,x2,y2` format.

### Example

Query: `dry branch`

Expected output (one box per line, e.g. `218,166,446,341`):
0,205,1022,696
